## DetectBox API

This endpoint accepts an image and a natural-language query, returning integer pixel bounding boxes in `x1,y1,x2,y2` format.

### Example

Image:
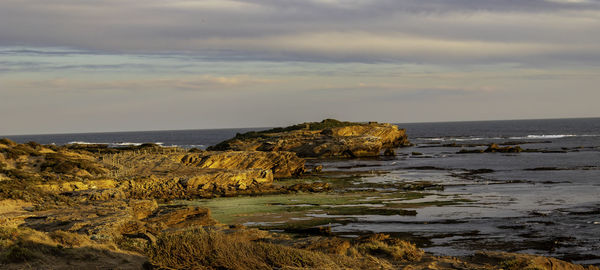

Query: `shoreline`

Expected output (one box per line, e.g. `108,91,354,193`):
1,120,598,269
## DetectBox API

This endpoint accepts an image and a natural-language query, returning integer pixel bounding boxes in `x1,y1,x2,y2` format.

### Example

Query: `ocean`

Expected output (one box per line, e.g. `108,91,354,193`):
4,117,600,264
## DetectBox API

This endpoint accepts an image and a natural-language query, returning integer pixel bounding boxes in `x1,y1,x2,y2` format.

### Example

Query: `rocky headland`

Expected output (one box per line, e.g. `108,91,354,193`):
209,119,410,158
0,121,597,269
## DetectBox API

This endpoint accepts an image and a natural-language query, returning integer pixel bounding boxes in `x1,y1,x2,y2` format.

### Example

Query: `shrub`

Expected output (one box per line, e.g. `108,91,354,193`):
40,153,105,175
0,138,17,146
1,244,38,263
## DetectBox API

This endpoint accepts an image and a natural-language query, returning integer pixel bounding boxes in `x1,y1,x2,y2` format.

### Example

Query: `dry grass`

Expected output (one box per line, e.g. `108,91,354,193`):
147,228,399,270
148,228,336,269
0,226,146,269
353,234,424,262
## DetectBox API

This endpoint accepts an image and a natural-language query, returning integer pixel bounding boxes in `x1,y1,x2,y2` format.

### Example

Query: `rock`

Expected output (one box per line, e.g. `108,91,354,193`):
237,182,247,190
36,179,118,193
208,119,409,158
130,200,159,220
484,143,523,153
144,205,216,230
183,168,273,191
20,200,216,242
23,201,136,240
73,188,126,201
469,251,598,270
458,148,485,154
0,199,36,227
180,151,304,178
287,182,331,192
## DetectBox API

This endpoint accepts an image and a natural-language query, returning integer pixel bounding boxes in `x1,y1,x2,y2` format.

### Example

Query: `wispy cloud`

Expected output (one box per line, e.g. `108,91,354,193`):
2,75,278,92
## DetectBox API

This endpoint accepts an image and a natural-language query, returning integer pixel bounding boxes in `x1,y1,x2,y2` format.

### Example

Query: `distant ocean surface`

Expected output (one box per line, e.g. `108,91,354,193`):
3,117,600,264
2,127,264,149
4,118,600,150
2,118,599,150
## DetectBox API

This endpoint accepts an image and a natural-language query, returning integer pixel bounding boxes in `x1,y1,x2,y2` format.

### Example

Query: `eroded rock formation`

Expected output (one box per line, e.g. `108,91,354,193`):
209,119,409,158
0,140,305,202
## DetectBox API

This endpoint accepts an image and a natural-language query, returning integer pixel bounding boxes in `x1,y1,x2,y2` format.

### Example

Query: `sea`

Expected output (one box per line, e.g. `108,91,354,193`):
4,117,600,265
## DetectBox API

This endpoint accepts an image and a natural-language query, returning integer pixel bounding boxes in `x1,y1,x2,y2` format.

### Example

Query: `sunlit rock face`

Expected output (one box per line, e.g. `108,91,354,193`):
209,119,409,158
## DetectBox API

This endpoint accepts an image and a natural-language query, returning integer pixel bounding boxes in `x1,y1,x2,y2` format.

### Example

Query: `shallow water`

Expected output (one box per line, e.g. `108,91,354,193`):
193,118,600,265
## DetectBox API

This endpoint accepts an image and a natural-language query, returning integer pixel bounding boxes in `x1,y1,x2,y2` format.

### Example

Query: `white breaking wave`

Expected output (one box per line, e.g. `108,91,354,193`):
508,134,590,139
421,134,600,142
166,144,206,149
68,141,100,145
186,144,206,148
68,141,164,147
421,137,502,142
526,134,576,139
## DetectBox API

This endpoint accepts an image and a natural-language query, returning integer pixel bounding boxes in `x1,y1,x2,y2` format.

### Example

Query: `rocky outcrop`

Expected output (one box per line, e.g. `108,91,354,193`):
1,141,306,203
23,201,144,239
179,151,304,178
458,143,524,154
468,251,598,270
124,169,273,199
143,205,215,230
485,143,523,153
209,119,409,158
20,200,215,241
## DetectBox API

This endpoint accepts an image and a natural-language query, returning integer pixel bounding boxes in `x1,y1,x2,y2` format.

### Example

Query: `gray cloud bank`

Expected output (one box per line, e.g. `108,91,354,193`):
1,0,599,135
1,0,599,64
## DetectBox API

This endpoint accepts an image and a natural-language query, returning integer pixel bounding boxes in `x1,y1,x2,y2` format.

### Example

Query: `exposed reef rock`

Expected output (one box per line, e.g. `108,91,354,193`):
209,119,409,158
458,143,524,154
485,143,523,153
0,141,306,202
179,150,304,178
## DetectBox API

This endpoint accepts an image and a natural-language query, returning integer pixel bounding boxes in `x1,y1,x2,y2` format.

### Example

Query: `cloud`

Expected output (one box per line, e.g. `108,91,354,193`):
2,75,277,92
0,0,599,65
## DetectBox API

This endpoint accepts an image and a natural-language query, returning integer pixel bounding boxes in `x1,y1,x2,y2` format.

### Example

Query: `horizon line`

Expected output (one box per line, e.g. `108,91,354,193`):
1,116,599,137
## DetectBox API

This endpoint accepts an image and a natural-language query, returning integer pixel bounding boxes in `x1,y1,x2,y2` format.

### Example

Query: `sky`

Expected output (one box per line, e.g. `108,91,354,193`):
1,0,599,135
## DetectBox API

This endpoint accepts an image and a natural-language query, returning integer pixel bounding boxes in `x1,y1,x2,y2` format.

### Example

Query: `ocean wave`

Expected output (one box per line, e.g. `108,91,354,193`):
68,141,164,147
420,134,599,142
68,141,101,145
167,144,206,149
186,144,206,148
509,134,582,139
421,137,502,142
